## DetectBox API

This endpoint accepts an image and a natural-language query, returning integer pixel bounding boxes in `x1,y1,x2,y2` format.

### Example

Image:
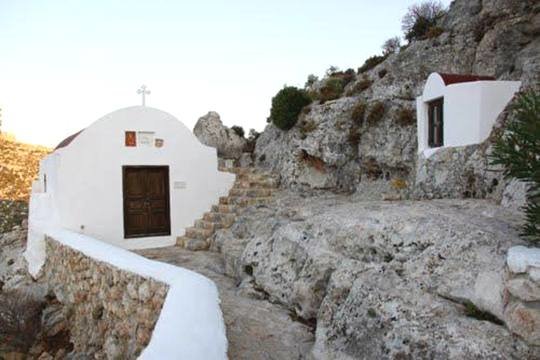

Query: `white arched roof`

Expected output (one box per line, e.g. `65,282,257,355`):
421,73,446,102
55,106,194,152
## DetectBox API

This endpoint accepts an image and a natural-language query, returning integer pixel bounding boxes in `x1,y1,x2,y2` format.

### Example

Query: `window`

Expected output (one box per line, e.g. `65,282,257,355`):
428,98,444,147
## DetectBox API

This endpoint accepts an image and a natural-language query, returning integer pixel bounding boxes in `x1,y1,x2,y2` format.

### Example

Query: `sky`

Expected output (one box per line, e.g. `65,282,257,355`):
0,0,452,147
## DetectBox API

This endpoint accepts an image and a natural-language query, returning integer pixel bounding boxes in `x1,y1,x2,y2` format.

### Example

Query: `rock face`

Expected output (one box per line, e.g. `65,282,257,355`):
0,228,72,358
194,111,247,159
210,192,540,359
254,0,540,197
0,224,35,292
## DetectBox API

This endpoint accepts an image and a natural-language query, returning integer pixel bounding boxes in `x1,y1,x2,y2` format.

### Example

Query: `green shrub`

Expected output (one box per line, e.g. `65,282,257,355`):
396,107,416,126
270,86,312,130
358,55,387,74
491,90,540,244
319,77,345,102
231,125,245,138
335,68,356,87
367,102,386,125
351,102,367,125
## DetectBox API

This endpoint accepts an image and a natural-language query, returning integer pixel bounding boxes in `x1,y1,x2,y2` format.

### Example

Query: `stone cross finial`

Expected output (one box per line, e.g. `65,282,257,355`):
137,85,151,106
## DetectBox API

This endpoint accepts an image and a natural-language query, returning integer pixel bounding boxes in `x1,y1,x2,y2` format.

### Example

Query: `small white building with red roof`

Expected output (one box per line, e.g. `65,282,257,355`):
416,72,521,157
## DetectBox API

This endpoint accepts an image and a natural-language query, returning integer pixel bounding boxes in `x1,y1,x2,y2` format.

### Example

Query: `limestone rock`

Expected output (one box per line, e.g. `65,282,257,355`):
501,179,530,211
211,191,538,358
472,271,505,320
193,111,247,159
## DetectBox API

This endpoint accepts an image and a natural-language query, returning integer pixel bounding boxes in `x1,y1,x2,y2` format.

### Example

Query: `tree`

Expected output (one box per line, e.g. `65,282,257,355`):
402,1,446,42
491,90,540,244
382,37,401,56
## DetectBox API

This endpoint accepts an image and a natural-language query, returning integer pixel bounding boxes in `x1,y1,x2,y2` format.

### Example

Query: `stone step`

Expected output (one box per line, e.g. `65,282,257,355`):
176,236,209,251
185,227,214,240
194,219,223,231
236,172,276,181
229,188,273,198
211,204,237,214
222,196,272,207
202,211,236,224
233,179,279,189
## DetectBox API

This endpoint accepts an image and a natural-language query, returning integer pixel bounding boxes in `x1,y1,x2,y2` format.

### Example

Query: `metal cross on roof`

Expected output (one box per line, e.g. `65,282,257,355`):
137,85,151,106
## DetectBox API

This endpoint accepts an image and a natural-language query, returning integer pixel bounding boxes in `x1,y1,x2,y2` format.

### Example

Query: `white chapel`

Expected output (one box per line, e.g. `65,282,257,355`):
28,92,235,250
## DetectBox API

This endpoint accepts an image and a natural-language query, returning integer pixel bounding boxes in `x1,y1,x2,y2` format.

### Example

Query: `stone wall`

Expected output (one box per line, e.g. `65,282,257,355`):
41,236,168,358
505,246,540,346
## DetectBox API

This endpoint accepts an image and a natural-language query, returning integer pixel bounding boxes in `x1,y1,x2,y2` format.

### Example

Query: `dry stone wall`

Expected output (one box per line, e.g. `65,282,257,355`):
505,246,540,346
41,236,168,359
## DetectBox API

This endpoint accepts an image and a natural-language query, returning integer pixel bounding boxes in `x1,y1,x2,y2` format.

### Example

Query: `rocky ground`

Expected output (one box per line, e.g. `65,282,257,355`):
0,227,72,359
204,190,540,359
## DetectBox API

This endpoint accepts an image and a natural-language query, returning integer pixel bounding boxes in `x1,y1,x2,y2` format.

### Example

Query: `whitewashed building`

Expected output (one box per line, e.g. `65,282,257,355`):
28,105,235,250
416,72,521,157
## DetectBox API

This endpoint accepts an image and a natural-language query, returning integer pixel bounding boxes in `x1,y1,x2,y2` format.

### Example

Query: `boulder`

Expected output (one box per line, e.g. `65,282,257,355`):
193,111,247,160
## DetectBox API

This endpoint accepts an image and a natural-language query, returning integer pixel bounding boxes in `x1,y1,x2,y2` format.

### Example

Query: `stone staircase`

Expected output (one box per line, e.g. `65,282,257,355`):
176,166,279,251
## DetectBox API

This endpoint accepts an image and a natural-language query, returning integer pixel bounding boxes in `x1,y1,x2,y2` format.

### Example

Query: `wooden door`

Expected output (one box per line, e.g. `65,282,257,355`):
123,166,171,238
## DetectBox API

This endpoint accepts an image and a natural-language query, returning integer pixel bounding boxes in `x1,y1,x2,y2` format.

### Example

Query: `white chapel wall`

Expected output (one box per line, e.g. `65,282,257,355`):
478,81,521,141
28,106,235,250
443,81,483,148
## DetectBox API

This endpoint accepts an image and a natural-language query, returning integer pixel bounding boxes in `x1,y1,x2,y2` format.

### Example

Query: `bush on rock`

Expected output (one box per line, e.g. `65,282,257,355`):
270,87,312,130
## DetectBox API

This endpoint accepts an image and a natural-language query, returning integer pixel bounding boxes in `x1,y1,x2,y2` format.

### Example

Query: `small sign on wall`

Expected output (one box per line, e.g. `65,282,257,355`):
125,131,136,147
174,181,187,189
155,138,164,148
138,131,155,147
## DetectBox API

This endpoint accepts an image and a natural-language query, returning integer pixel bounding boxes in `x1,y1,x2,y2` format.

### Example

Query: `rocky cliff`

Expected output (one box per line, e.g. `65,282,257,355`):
254,0,539,199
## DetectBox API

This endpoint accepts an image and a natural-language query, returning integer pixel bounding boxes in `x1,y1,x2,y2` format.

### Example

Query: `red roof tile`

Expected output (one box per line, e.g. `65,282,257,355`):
54,129,84,150
438,73,495,85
